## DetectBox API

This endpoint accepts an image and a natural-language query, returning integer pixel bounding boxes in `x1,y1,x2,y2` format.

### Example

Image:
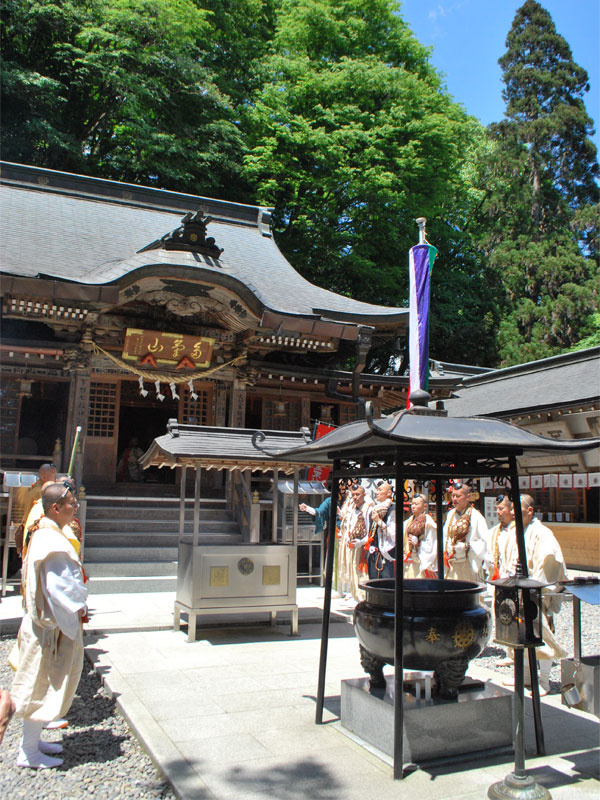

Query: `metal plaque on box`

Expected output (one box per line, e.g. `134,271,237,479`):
209,566,229,587
263,565,281,586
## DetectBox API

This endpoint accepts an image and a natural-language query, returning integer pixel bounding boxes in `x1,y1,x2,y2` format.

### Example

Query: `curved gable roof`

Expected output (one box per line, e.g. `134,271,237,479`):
0,163,407,328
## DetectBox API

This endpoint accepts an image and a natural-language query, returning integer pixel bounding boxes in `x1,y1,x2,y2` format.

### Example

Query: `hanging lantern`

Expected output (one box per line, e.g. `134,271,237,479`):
273,380,287,417
490,575,545,648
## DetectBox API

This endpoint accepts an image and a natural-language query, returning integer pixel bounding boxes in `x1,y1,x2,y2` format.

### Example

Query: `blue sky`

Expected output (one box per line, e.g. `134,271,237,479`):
398,0,600,152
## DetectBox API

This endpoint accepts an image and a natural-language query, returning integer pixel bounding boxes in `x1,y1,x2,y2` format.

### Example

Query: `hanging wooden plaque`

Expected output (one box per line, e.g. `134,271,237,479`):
122,328,214,368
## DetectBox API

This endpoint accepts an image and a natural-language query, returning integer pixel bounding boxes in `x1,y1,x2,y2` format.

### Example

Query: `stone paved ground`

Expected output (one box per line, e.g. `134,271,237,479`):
0,637,175,800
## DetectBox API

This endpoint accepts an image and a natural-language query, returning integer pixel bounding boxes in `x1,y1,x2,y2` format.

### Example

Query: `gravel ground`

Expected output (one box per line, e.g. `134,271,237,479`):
0,637,176,800
475,591,600,692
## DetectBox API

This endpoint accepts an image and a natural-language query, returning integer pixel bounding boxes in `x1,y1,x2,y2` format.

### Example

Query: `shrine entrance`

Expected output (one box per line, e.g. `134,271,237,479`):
84,377,216,485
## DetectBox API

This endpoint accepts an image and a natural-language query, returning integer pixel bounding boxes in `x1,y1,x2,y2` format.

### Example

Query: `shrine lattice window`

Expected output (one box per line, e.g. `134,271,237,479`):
0,378,19,454
263,399,300,431
87,382,117,437
180,384,213,426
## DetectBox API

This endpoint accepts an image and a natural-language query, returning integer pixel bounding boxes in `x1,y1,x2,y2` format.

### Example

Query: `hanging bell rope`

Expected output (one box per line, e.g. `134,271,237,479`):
91,341,246,383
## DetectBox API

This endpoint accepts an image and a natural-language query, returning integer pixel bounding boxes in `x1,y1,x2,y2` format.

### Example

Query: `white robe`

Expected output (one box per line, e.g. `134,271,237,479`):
11,517,87,723
488,521,515,579
443,506,488,582
502,518,568,660
364,503,397,563
338,497,373,600
403,513,437,578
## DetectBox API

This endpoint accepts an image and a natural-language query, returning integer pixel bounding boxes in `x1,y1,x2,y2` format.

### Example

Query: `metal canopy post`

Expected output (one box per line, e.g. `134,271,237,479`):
573,597,582,663
393,456,405,780
192,467,201,547
316,461,340,724
178,466,187,542
435,477,445,579
509,457,545,758
272,468,279,543
292,468,299,546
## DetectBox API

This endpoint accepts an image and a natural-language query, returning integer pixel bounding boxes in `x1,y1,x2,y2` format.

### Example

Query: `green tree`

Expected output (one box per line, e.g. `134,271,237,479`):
474,0,599,365
0,0,247,194
243,0,493,364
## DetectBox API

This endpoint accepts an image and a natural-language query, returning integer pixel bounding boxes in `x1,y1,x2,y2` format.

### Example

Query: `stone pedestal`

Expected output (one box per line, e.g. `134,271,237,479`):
341,674,513,763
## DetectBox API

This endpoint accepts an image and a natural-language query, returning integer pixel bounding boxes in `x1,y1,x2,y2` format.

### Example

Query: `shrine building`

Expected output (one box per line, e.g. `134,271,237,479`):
0,162,463,489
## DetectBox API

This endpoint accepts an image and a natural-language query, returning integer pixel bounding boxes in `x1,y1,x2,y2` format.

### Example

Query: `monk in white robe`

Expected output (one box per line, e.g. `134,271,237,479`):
339,484,373,600
11,482,87,769
501,494,567,693
443,482,488,582
403,493,437,579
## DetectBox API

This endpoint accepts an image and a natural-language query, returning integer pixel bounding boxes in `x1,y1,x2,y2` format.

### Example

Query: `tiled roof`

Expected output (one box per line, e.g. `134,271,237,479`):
444,348,600,417
139,421,322,472
270,407,600,465
0,162,407,327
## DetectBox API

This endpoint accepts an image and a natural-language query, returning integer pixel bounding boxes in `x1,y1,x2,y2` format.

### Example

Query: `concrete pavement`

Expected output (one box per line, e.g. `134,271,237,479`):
2,585,599,799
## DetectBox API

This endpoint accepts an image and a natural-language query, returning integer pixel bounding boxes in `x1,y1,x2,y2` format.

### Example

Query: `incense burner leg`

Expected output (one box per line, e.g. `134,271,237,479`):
359,645,387,689
434,655,469,698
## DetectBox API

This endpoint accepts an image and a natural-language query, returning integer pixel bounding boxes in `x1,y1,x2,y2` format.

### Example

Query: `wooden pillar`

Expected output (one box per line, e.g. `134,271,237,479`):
229,379,247,428
215,382,227,427
64,368,91,486
301,396,311,429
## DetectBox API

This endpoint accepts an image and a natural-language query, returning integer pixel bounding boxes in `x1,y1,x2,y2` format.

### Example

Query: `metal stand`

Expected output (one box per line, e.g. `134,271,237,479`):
393,461,405,779
488,461,550,800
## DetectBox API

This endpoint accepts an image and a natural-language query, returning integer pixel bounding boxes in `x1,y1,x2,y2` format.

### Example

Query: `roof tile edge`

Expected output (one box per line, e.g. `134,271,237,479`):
461,346,600,388
0,161,274,230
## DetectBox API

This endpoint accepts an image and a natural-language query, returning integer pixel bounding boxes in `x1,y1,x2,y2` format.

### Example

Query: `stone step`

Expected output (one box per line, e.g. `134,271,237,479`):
85,506,231,521
84,532,243,549
86,490,225,508
87,575,177,594
86,561,177,577
85,519,240,534
84,546,179,562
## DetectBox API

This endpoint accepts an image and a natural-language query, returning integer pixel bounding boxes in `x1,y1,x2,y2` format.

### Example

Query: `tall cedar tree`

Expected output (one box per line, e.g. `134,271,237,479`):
476,0,599,365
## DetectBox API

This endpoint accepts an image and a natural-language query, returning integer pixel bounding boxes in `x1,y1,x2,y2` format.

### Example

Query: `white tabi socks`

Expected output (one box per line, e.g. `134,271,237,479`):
17,719,63,769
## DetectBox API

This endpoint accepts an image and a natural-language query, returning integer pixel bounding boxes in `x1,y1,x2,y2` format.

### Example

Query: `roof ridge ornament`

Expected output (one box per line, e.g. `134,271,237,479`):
137,210,224,258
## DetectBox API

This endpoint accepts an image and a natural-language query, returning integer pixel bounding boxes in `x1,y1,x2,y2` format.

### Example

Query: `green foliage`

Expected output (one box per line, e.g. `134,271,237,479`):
5,0,596,372
0,0,247,193
243,0,496,363
471,0,599,366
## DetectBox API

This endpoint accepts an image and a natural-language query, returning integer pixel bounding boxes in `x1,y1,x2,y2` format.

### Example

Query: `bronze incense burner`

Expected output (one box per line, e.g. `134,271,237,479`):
353,578,491,698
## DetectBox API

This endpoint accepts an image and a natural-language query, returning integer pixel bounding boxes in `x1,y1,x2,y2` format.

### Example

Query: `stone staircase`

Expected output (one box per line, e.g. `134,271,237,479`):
83,491,242,593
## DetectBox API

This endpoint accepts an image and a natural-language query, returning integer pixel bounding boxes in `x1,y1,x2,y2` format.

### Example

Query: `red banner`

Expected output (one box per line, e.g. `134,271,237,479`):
306,423,336,482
